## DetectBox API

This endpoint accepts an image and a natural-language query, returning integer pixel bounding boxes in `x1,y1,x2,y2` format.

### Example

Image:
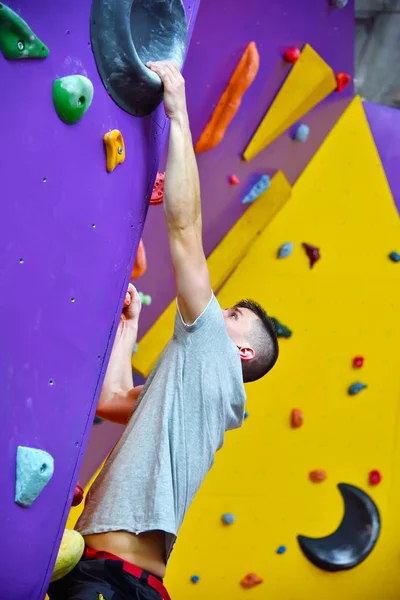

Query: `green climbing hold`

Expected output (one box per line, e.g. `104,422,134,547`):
53,75,94,124
138,292,152,306
0,3,49,59
271,317,292,338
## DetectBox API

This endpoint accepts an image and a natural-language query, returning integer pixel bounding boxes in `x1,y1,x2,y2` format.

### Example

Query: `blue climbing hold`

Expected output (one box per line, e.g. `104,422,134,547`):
244,411,249,419
348,382,367,396
278,242,294,259
242,175,271,205
277,545,287,555
331,0,348,7
222,512,236,525
15,446,54,507
191,575,200,584
294,124,310,142
389,251,400,263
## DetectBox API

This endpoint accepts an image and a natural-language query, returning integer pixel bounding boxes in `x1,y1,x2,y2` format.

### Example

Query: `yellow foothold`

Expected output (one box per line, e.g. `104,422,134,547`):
51,529,85,582
103,129,125,173
98,595,105,600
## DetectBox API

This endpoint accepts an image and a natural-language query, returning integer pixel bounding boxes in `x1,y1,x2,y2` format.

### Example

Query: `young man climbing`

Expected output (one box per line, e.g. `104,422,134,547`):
48,61,279,600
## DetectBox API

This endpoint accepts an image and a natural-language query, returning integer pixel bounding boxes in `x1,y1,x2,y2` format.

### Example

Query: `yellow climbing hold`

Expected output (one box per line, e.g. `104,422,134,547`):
51,529,84,582
243,44,337,160
104,129,125,173
98,595,105,600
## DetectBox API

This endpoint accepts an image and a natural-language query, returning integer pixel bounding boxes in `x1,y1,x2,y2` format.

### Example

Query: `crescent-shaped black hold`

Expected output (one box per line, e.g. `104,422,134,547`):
90,0,188,117
298,483,381,572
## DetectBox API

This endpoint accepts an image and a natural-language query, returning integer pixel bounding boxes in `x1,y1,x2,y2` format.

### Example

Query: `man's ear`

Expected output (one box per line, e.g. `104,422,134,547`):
238,346,255,361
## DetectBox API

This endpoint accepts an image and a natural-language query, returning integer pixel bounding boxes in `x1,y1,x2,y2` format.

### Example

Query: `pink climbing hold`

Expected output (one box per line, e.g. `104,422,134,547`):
369,470,382,486
335,72,351,92
302,243,320,268
353,356,364,369
229,174,240,185
72,482,84,507
284,47,301,64
150,172,165,206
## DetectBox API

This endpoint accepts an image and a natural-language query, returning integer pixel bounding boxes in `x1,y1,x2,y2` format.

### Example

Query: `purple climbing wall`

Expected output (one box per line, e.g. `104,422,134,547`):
80,0,355,484
0,1,199,598
364,101,400,216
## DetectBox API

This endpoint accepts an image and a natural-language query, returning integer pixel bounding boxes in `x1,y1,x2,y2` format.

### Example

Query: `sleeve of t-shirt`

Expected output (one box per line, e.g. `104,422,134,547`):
173,293,228,348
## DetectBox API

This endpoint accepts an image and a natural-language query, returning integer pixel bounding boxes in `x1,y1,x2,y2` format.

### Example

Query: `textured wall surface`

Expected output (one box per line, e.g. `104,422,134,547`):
79,0,355,487
0,1,198,598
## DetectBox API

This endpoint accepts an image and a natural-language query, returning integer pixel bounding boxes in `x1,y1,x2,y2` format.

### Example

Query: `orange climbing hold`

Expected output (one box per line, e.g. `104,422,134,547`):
291,408,303,428
131,239,147,280
150,172,165,206
104,129,125,172
309,469,327,483
194,42,260,153
240,573,263,589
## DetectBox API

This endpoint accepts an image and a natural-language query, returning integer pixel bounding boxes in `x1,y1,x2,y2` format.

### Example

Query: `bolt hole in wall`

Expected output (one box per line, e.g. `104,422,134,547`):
19,258,24,264
43,177,47,183
49,379,54,386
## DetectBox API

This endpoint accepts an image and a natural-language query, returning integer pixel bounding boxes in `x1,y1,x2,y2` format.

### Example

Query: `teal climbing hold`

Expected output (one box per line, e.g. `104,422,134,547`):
271,317,292,338
348,382,367,396
389,251,400,263
242,175,271,205
222,513,236,525
15,446,54,507
278,242,293,259
93,416,104,424
53,75,94,124
294,124,310,142
0,3,49,59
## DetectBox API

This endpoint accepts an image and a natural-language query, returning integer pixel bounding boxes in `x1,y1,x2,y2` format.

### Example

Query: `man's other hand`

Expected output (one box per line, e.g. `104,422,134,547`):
122,283,142,327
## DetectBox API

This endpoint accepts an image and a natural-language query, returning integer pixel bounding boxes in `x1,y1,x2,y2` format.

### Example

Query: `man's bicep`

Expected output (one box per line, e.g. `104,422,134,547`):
170,231,212,325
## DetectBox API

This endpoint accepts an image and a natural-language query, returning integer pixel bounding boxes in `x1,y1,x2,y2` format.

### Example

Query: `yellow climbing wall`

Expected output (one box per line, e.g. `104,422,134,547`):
165,96,400,599
64,97,400,600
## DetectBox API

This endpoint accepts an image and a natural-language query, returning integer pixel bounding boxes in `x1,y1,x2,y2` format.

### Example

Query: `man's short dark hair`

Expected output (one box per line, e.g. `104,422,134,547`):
235,299,279,383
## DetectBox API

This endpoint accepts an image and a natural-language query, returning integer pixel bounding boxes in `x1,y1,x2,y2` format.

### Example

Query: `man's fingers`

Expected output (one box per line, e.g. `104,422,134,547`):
123,283,137,308
147,61,181,85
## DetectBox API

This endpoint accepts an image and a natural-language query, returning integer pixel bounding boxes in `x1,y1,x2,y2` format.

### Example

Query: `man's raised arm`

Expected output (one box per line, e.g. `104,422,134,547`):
147,61,211,325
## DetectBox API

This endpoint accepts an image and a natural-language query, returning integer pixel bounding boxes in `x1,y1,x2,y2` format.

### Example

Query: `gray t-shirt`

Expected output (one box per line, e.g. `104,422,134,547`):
76,294,246,561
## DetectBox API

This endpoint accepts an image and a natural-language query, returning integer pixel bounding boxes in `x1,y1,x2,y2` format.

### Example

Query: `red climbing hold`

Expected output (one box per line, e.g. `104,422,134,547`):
150,172,165,206
284,47,301,64
369,470,382,486
353,356,364,369
291,408,303,428
335,72,351,92
72,482,84,506
302,243,320,268
240,573,263,589
309,469,327,483
229,174,240,185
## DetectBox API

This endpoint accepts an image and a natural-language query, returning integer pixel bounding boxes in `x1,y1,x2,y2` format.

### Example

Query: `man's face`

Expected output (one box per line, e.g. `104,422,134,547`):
222,306,257,347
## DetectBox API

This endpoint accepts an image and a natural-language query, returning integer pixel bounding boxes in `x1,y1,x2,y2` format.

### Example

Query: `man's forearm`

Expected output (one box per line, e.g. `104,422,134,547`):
98,322,137,408
164,112,202,233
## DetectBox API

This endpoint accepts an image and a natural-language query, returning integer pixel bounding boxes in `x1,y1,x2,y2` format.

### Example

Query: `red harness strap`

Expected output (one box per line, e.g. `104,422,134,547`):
85,547,171,600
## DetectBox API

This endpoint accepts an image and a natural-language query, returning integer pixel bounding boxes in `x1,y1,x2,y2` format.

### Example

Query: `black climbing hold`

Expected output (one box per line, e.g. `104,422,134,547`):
90,0,188,117
298,483,380,571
